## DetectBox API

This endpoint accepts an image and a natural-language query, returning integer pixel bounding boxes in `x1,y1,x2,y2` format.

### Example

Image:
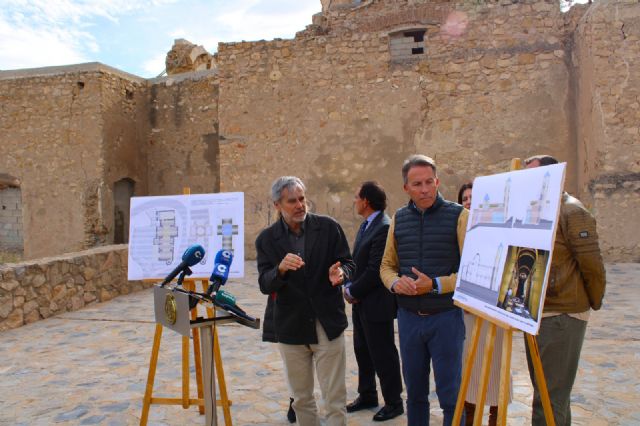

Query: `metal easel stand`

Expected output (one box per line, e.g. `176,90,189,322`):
140,281,237,426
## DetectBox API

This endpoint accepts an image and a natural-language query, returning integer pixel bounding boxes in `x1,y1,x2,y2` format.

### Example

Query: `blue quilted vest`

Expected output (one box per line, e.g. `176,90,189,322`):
394,194,462,312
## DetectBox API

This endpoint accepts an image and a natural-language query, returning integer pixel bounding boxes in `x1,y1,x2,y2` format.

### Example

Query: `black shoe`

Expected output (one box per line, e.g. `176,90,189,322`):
287,397,296,423
373,404,404,422
346,396,378,413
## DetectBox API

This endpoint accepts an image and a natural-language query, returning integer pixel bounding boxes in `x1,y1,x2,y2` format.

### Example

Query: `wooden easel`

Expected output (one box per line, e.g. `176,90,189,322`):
139,187,233,425
451,307,555,425
452,159,556,426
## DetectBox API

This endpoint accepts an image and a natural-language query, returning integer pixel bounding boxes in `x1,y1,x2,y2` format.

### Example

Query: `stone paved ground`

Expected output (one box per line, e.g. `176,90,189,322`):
0,262,638,426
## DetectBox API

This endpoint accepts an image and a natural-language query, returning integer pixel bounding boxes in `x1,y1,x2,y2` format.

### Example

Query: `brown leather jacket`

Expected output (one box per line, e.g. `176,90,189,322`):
544,193,606,313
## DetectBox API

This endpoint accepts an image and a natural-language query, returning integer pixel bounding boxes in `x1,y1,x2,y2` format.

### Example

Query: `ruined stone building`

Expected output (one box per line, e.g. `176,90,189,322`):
1,0,638,263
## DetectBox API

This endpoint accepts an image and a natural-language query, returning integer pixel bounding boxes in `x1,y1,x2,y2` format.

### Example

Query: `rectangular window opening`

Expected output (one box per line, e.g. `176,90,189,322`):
412,47,424,55
404,30,425,42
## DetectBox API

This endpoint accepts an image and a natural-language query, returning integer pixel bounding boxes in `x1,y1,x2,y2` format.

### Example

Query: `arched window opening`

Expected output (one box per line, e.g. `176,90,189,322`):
113,178,135,244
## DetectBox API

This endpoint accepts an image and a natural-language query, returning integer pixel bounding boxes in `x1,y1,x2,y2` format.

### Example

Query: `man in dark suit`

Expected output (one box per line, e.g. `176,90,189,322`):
345,181,404,422
256,176,355,426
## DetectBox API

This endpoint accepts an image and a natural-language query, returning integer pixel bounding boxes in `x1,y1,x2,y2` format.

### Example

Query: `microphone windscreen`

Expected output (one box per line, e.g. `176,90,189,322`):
215,289,237,306
182,245,206,267
210,249,233,284
214,249,233,266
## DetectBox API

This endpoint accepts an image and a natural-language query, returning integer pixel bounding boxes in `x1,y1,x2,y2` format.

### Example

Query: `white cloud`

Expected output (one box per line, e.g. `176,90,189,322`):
213,1,318,43
0,0,321,74
169,28,188,39
0,14,89,69
0,0,177,70
142,52,167,77
166,28,219,51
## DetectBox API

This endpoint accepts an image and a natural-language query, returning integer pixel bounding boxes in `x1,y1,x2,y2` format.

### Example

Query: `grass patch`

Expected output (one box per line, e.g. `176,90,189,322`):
0,250,23,264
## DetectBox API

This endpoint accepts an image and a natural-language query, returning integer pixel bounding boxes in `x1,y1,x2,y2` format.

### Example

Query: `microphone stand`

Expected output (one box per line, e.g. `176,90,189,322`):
160,266,192,288
162,267,260,328
176,267,192,288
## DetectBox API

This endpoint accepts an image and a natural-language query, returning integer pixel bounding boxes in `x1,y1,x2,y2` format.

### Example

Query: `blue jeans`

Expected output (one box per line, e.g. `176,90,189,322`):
398,307,465,426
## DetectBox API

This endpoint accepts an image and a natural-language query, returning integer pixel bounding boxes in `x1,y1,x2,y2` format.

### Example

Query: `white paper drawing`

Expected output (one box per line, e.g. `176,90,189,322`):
454,163,566,334
128,192,244,280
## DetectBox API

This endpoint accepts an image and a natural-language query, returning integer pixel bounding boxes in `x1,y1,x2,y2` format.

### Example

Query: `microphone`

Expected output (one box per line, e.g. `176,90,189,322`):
187,249,233,310
214,290,257,323
206,249,233,296
215,289,237,307
161,244,206,286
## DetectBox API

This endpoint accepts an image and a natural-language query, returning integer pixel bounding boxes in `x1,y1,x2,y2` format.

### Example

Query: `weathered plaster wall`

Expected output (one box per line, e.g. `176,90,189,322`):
217,34,423,251
574,0,640,261
217,0,582,253
0,245,149,331
0,67,105,259
413,1,579,195
147,71,220,196
0,65,221,260
100,73,150,246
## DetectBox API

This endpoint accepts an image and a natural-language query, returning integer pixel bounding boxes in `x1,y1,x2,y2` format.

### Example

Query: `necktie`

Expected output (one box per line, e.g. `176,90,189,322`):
356,220,368,243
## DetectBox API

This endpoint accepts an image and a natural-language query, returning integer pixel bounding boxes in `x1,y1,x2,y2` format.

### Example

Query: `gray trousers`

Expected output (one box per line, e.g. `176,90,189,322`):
278,321,347,426
525,314,587,426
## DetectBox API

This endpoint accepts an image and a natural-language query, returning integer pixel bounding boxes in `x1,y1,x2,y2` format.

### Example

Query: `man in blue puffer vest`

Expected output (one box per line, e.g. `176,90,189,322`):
380,155,469,425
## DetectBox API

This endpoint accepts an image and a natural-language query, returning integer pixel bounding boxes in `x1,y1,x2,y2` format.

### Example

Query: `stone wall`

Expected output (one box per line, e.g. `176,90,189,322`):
573,0,640,261
413,1,580,193
100,72,150,246
0,187,23,251
0,65,220,260
216,0,584,252
0,245,150,331
147,71,220,196
217,33,423,251
1,0,639,262
0,66,106,259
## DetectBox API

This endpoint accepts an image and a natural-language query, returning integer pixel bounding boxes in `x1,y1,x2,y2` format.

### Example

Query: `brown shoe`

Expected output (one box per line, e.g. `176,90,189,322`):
488,405,497,426
464,401,475,426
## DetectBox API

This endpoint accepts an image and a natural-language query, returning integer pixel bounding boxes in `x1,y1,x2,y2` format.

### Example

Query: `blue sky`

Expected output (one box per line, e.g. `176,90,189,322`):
0,0,321,77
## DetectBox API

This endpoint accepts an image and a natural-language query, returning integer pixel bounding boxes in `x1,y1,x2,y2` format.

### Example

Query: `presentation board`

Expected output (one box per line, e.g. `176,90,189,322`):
127,192,244,280
453,164,566,334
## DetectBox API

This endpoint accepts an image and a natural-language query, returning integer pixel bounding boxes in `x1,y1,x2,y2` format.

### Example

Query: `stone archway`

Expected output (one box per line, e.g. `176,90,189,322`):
113,178,135,244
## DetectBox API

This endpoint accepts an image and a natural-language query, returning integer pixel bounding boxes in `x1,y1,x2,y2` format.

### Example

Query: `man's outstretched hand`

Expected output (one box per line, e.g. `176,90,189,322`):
329,261,344,286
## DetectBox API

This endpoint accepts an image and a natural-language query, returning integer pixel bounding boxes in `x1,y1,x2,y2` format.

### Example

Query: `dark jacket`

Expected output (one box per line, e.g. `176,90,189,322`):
256,213,355,345
262,294,277,343
394,196,463,312
349,212,396,322
544,193,606,313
